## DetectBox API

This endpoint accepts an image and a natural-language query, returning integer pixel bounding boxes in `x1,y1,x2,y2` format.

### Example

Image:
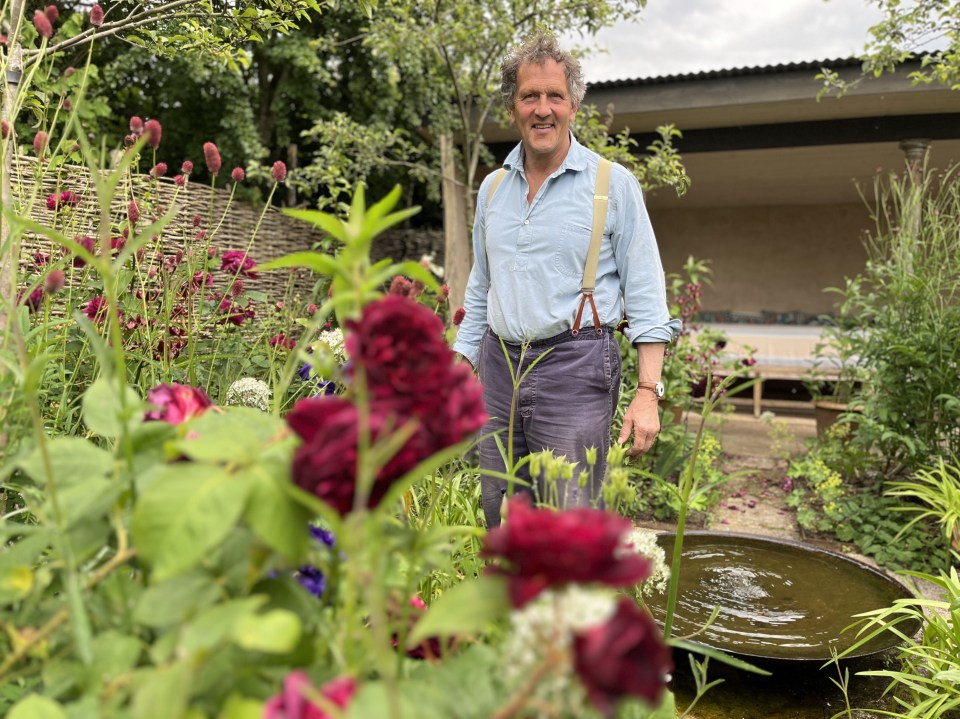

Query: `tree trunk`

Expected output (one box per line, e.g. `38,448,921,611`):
440,132,470,312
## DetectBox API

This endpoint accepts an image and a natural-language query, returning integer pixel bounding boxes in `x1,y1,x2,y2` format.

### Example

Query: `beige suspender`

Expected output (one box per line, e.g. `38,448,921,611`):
484,158,613,336
486,168,508,210
573,158,612,335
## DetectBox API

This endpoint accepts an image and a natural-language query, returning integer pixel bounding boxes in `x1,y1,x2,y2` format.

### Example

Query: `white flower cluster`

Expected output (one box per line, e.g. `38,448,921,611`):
503,585,617,709
225,377,272,412
314,328,346,365
623,527,671,596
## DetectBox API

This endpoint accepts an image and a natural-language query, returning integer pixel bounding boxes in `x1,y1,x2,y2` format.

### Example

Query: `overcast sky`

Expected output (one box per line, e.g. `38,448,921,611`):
566,0,886,83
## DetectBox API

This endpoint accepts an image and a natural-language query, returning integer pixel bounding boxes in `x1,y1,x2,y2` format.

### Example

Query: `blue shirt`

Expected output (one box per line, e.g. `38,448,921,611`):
453,134,681,367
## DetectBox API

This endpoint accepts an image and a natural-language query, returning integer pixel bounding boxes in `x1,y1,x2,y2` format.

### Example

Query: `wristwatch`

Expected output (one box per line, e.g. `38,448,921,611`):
638,381,665,399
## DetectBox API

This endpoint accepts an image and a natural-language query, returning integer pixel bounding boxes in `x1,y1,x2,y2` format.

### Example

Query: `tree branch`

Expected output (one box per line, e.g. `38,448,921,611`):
26,0,198,60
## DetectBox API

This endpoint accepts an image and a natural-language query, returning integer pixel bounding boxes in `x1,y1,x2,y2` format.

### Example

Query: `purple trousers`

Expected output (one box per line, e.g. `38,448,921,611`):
476,328,622,527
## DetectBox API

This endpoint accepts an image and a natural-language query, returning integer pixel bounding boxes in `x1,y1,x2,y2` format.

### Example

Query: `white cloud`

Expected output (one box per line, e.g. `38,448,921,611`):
564,0,885,82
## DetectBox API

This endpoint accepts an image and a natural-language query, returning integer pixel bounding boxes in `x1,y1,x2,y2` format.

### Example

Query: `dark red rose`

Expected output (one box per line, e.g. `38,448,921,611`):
287,397,424,516
482,496,652,607
144,383,212,424
573,598,673,713
345,295,450,399
220,250,258,279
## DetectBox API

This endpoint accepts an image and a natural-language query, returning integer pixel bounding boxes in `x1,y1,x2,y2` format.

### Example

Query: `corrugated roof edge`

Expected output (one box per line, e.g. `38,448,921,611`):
587,57,867,89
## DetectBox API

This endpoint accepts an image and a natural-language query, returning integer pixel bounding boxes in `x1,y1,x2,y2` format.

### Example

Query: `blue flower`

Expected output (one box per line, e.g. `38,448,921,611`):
310,525,335,547
296,565,326,597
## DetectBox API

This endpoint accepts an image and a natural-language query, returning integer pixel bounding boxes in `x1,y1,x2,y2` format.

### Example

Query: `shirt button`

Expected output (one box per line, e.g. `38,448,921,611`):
523,220,530,225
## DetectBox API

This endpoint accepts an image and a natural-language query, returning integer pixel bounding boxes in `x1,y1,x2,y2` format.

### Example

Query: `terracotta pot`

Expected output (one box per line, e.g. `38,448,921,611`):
660,402,683,424
814,399,859,439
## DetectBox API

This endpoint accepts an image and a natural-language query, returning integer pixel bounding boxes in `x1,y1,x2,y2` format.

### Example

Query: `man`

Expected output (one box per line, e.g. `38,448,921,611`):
453,31,680,528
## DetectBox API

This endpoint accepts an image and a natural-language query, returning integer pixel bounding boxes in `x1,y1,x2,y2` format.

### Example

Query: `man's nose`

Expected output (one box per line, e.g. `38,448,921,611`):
535,94,551,115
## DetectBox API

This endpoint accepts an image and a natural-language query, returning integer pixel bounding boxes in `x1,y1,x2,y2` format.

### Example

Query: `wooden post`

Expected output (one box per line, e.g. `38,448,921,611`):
440,132,470,312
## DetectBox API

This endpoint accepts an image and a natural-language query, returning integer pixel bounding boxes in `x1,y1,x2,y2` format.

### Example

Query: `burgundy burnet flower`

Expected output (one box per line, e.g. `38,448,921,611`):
44,269,65,294
33,131,48,155
151,162,167,178
573,598,673,713
263,672,357,719
220,250,258,279
144,383,213,424
127,200,140,224
181,159,194,175
192,213,202,228
452,306,466,326
202,142,221,175
230,166,245,183
173,174,185,187
482,495,653,607
271,160,287,183
33,10,53,39
129,116,143,135
1,120,9,139
44,5,59,25
89,3,104,27
110,237,126,255
144,119,162,149
32,250,50,268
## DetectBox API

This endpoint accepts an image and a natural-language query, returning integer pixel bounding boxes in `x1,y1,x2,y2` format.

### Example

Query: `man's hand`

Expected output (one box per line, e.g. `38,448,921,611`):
617,393,661,457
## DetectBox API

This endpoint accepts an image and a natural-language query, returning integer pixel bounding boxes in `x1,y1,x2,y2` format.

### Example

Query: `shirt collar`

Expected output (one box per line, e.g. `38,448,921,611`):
503,132,589,175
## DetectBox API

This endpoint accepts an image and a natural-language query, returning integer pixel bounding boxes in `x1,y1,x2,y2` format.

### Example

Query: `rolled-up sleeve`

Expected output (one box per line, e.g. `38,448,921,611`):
610,170,682,344
451,175,494,366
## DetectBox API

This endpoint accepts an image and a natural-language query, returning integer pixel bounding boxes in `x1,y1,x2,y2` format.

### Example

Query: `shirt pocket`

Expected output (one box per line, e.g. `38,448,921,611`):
554,221,592,279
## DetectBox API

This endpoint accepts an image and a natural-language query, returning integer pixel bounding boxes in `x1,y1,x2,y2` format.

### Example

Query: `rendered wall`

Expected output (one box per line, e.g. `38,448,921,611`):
649,203,872,318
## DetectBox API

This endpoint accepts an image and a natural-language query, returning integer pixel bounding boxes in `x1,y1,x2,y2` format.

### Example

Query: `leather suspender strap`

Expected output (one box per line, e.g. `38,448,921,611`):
572,158,613,336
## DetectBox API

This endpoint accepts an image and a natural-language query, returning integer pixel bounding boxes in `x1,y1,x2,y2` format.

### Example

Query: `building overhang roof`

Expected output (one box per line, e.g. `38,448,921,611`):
483,58,960,208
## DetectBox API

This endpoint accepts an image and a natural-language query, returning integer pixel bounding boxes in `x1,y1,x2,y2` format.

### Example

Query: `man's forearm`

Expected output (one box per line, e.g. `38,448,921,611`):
634,341,665,388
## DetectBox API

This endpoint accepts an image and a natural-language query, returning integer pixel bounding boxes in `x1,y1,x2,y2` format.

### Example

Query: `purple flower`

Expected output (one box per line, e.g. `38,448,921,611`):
309,525,335,547
89,3,104,27
296,565,326,598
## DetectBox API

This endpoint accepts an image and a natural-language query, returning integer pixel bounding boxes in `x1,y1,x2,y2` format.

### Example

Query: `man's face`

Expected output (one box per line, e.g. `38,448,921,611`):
508,59,577,166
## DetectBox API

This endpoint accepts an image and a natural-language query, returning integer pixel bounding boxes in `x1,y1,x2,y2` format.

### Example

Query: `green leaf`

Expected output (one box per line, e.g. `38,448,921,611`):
172,408,286,465
219,695,263,719
83,631,142,690
82,376,143,438
134,570,222,628
669,639,771,675
407,575,508,647
242,461,311,562
180,597,265,655
8,695,66,719
18,437,113,488
132,464,254,580
255,249,346,279
281,209,347,243
132,663,192,719
231,609,302,654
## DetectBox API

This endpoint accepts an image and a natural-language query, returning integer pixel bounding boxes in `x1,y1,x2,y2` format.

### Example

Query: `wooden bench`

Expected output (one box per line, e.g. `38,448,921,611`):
698,323,842,417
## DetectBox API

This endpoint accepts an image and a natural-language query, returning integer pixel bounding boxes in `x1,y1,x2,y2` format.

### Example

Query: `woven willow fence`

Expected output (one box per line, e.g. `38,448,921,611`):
13,156,325,302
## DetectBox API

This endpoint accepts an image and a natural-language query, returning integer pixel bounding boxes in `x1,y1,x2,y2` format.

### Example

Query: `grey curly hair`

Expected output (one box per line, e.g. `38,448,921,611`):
500,31,586,109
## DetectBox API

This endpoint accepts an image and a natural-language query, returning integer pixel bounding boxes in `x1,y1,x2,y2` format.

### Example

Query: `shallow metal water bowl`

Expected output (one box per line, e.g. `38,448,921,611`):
649,532,920,661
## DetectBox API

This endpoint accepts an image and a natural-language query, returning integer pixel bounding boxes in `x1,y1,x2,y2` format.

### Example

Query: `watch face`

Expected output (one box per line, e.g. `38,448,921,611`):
655,382,665,398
